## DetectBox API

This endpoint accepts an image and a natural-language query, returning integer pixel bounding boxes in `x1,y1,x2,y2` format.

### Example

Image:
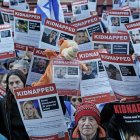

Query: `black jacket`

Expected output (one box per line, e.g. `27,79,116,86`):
0,93,29,140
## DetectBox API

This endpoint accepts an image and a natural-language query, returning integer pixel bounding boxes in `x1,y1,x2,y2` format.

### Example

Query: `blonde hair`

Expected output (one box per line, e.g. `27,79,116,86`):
22,101,41,119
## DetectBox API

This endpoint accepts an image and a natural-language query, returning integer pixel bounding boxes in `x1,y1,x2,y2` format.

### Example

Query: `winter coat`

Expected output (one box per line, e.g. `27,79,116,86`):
0,93,29,140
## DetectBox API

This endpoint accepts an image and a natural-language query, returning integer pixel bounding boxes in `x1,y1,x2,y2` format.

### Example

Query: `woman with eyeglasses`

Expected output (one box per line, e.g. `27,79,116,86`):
0,69,29,140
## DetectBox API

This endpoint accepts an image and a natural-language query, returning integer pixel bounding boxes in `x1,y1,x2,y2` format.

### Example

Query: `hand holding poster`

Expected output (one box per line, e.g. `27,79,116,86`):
14,84,69,140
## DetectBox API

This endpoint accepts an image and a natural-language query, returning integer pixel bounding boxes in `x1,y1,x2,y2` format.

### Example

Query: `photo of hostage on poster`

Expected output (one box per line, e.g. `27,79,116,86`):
20,100,42,120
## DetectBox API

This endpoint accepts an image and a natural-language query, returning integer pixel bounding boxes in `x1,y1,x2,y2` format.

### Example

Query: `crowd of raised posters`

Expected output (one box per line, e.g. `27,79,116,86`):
0,0,140,139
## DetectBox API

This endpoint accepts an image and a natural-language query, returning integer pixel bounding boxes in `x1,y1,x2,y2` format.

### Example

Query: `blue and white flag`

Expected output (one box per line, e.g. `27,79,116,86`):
36,0,64,24
119,0,127,7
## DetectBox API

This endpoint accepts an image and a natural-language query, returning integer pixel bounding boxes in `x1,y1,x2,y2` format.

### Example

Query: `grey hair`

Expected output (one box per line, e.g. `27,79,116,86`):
13,59,30,71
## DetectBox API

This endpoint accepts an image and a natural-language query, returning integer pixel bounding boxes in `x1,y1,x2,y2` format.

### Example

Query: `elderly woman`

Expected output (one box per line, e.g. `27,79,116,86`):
22,101,41,120
72,102,113,140
0,69,29,140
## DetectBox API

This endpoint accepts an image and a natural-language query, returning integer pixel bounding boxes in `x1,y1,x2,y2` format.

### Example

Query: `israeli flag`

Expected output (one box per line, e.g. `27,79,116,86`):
36,0,64,23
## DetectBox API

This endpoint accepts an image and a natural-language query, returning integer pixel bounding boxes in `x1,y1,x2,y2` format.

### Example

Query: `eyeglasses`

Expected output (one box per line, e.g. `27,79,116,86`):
71,97,82,103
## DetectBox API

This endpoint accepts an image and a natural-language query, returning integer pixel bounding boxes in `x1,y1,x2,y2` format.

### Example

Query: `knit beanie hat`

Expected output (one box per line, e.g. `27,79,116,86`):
75,102,100,124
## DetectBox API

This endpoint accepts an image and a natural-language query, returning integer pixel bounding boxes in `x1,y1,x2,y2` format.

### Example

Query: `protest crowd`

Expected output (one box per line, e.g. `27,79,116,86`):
0,0,140,140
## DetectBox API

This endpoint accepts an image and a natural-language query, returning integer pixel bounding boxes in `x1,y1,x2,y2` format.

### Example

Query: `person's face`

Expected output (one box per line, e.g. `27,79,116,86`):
131,31,140,44
70,96,82,108
86,65,93,75
98,44,104,49
8,75,24,94
24,103,34,117
75,32,86,44
78,116,98,137
112,17,119,24
38,60,46,68
0,74,7,89
129,136,140,140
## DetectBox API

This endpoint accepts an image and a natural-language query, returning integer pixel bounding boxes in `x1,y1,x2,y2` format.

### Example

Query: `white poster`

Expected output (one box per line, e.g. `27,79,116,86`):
0,7,14,32
108,10,131,33
78,50,115,104
92,32,130,54
14,10,42,47
100,53,140,98
39,19,76,52
125,20,140,54
0,24,14,53
71,16,103,52
14,84,69,140
72,0,97,21
52,58,80,96
9,0,27,11
26,48,50,86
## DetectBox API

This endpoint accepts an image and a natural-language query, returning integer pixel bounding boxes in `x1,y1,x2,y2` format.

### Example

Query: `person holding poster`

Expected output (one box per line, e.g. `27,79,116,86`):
72,102,112,140
0,69,29,140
